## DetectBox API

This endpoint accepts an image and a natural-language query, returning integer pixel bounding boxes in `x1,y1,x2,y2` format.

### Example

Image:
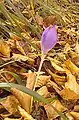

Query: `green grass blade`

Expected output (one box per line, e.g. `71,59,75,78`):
0,83,68,119
30,0,35,14
0,82,48,103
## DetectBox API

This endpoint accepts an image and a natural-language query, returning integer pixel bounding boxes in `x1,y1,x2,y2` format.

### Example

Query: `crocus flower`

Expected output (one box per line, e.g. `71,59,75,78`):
41,25,57,54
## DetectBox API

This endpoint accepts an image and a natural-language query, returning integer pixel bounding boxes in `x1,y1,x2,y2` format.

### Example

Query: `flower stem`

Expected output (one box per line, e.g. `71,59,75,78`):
33,54,46,90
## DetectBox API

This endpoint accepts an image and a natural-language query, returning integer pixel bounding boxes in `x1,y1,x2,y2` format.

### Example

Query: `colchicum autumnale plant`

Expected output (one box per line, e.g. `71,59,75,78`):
34,24,57,88
34,25,68,120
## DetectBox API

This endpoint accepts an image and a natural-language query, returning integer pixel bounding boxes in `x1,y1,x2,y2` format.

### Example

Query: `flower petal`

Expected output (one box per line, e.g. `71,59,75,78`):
41,25,57,54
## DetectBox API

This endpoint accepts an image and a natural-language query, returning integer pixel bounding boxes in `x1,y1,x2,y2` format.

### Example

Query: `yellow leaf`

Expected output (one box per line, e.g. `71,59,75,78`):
66,113,74,120
64,43,71,54
0,95,20,114
60,88,79,100
26,70,36,89
65,59,79,74
60,70,79,100
65,73,79,94
11,88,31,113
35,75,51,88
4,118,20,120
47,69,66,85
48,57,65,72
75,41,79,54
16,41,26,55
70,112,79,120
74,105,79,112
35,14,43,25
12,53,34,64
18,106,35,120
0,41,10,57
37,86,49,98
44,100,67,119
69,50,78,58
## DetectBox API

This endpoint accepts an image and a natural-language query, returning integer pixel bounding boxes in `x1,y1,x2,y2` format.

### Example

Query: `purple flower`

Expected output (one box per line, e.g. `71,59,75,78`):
41,25,57,54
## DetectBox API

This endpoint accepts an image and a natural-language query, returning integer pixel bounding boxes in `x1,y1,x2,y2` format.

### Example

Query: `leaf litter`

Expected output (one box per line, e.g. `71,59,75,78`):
0,0,79,120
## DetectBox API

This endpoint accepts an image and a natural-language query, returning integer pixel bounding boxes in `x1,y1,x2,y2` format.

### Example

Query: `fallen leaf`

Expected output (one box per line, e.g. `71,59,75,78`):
0,95,20,114
65,59,79,74
16,41,26,55
60,70,79,100
75,41,79,54
69,50,78,58
12,53,34,64
35,14,43,26
26,70,36,89
18,106,35,120
0,41,10,57
65,74,79,94
35,75,51,88
43,15,56,28
64,43,71,54
10,71,36,114
74,105,79,112
10,88,31,113
70,112,79,120
60,88,79,100
48,57,65,72
4,118,21,120
44,100,67,119
72,56,79,67
66,113,74,120
47,69,66,85
37,86,49,98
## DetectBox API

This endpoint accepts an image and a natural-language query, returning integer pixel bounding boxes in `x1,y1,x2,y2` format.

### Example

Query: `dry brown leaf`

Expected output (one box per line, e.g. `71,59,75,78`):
10,71,35,114
48,58,65,72
0,41,10,57
16,41,26,55
43,15,56,28
47,69,66,85
10,88,31,113
37,86,49,98
25,71,36,113
65,73,79,94
35,14,43,26
65,59,79,74
21,32,32,40
12,53,34,64
60,88,79,100
70,112,79,120
4,118,21,120
18,106,35,120
74,105,79,112
72,57,79,67
47,57,61,64
75,41,79,54
0,95,20,115
44,100,67,119
69,50,78,58
66,113,74,120
26,70,36,89
60,70,79,100
47,80,61,94
1,113,11,118
35,75,51,88
64,43,71,54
